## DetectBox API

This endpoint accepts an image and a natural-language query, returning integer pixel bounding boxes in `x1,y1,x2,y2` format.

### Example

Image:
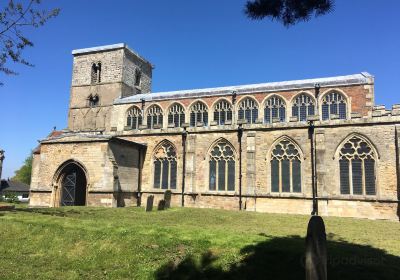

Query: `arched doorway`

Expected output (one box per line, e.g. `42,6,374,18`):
56,162,87,206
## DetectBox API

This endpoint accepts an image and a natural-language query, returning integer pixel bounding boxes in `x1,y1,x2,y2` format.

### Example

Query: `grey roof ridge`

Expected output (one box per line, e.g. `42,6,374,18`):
115,72,373,104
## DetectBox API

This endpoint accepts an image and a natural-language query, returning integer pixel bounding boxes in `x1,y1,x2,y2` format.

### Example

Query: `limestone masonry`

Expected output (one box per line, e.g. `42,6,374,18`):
30,43,400,220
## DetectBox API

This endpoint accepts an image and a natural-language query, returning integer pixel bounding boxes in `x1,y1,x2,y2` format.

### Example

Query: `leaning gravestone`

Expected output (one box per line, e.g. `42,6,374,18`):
146,195,154,212
164,190,172,209
158,199,166,211
305,215,327,280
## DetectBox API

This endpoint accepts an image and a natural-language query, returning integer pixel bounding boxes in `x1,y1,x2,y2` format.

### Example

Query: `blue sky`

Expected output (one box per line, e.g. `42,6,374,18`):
0,0,399,178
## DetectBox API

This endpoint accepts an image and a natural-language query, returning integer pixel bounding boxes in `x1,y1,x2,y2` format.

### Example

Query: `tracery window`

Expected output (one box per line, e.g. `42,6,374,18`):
271,139,302,193
91,62,101,84
190,101,208,127
321,91,347,120
292,94,315,122
209,141,235,191
126,106,142,129
238,98,258,124
213,100,232,125
147,105,163,129
264,96,286,123
168,103,185,127
339,136,376,195
153,142,177,189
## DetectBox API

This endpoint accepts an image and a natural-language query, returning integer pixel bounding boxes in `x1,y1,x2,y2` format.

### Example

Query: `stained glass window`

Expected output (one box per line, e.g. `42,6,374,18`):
209,141,235,191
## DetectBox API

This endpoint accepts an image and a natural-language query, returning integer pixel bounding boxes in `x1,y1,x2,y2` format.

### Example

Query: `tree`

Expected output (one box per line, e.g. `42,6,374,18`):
0,0,60,85
12,153,32,185
245,0,334,27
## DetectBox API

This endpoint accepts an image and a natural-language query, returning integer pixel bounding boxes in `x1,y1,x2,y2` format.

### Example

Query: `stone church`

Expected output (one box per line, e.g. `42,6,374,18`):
30,43,400,220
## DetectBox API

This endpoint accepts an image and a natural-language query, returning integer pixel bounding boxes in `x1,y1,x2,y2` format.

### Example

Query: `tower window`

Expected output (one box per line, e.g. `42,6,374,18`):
88,95,99,107
134,69,142,86
91,62,101,84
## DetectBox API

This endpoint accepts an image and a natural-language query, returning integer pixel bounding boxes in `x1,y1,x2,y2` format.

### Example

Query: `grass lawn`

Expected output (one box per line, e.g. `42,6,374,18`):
0,206,399,280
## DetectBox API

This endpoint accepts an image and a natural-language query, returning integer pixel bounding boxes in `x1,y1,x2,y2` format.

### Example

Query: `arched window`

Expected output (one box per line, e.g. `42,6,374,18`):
168,103,185,127
339,136,376,195
321,91,347,120
264,96,286,123
238,98,258,124
209,141,235,191
88,94,99,107
134,69,141,87
126,106,142,129
147,105,163,129
91,62,101,84
213,100,232,125
153,142,177,189
271,139,302,193
292,93,315,122
190,101,208,127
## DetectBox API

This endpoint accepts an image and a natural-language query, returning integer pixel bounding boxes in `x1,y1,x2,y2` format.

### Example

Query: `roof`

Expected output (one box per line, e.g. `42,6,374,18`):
33,130,65,154
0,180,30,193
71,43,152,66
115,72,374,104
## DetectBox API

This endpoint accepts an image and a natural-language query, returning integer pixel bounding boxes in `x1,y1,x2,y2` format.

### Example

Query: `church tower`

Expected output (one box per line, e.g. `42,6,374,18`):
68,43,152,132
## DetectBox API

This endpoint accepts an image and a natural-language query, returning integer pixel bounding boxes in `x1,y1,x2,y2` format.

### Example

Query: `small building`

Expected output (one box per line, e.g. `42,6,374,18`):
1,179,30,202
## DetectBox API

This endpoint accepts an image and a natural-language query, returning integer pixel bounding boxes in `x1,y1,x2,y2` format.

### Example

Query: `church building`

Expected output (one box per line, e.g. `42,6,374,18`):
30,43,400,220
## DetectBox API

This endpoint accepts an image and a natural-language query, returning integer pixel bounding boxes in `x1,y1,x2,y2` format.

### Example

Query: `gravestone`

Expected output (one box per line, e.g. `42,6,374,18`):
164,190,172,209
305,215,327,280
146,195,154,212
158,199,166,211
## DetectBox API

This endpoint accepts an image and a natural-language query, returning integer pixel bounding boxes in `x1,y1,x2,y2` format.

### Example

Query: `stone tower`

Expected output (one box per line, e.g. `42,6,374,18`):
68,43,152,132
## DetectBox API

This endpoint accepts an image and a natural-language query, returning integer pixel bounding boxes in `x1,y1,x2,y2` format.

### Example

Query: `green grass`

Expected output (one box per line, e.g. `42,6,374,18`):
0,206,399,280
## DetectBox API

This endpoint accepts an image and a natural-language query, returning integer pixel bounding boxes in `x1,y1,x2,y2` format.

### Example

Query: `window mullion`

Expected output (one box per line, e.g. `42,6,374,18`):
349,159,353,195
361,158,366,195
279,160,282,193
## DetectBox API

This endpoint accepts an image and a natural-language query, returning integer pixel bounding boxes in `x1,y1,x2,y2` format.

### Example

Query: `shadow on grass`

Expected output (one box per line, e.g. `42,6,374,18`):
156,235,400,280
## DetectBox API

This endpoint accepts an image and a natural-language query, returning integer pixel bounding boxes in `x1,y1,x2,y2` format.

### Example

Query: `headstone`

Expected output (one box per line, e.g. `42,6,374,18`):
145,195,154,212
305,216,327,280
158,199,166,211
164,190,172,209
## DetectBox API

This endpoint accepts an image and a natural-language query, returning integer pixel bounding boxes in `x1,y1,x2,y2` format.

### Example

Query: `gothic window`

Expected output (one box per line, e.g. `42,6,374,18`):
153,142,177,189
168,103,185,127
88,95,99,107
321,91,347,120
147,105,163,129
91,62,101,84
264,96,286,123
126,106,142,129
213,100,232,125
339,136,376,195
292,93,315,122
209,141,235,191
134,69,141,86
190,101,208,127
238,98,258,124
271,139,302,193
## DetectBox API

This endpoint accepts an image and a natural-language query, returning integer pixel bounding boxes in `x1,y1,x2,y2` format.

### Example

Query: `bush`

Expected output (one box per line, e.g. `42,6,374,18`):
4,192,19,204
